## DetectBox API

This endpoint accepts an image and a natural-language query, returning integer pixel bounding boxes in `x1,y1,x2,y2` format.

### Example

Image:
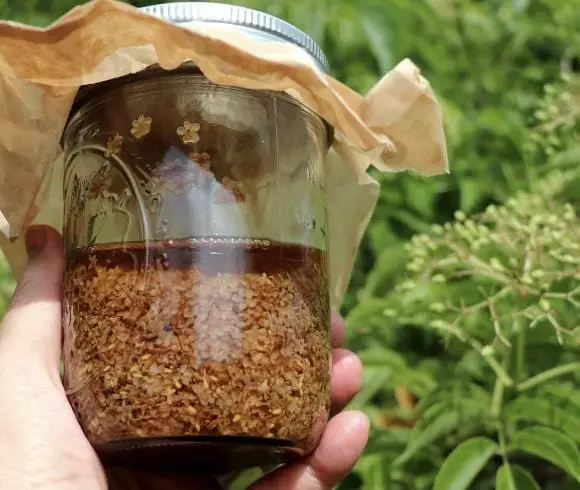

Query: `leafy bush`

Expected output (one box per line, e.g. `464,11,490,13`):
344,72,580,487
347,173,580,488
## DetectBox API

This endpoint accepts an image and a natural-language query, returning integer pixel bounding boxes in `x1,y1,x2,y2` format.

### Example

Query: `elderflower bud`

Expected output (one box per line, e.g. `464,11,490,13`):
429,320,447,329
547,102,559,116
454,210,467,222
465,220,476,231
481,345,494,357
490,258,505,271
425,239,438,251
431,224,444,235
539,299,551,312
508,257,519,268
407,261,423,273
477,225,489,236
564,207,576,222
486,204,498,216
413,246,428,257
479,237,491,246
383,308,397,318
534,110,547,121
429,302,446,313
547,215,559,226
521,275,534,285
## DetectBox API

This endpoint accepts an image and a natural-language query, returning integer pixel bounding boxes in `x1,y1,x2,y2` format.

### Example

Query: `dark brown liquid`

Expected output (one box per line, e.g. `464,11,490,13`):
67,238,327,276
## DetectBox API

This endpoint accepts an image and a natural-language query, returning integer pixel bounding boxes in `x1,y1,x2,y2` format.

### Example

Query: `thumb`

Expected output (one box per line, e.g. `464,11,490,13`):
251,411,370,490
0,225,64,377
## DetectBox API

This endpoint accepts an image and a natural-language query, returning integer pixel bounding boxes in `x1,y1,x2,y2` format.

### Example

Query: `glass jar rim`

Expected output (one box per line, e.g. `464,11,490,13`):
141,2,330,72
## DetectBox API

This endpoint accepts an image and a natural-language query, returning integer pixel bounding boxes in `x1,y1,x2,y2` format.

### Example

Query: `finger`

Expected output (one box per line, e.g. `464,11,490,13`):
331,348,363,414
331,312,345,348
251,411,369,490
0,226,64,376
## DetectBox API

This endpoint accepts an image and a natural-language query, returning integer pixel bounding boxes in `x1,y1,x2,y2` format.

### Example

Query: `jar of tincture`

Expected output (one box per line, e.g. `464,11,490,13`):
62,2,332,473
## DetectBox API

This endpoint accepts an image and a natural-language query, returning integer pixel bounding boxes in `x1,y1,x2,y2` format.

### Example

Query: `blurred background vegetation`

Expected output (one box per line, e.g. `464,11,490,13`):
3,0,580,488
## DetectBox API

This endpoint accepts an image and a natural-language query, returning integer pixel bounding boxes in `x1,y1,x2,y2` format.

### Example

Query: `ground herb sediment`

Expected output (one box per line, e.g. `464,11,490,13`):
63,239,331,452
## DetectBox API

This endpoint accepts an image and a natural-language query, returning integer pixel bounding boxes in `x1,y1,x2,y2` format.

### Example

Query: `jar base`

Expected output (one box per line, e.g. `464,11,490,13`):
95,435,303,474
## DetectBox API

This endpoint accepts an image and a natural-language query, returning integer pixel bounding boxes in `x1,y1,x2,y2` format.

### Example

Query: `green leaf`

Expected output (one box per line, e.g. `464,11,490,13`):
402,178,436,219
459,177,485,214
345,298,392,329
359,243,407,298
416,383,491,414
540,383,580,413
354,453,393,489
396,368,437,396
227,468,264,490
510,426,580,481
348,366,391,410
433,437,498,490
367,222,399,259
389,209,432,233
395,406,460,465
505,396,580,443
357,347,436,398
358,8,392,73
358,346,408,371
496,464,540,490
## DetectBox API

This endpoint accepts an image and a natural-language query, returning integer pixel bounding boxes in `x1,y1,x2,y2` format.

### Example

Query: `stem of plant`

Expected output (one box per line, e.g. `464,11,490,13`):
517,362,580,392
515,320,525,384
491,375,505,418
497,423,516,488
498,423,509,463
494,355,512,482
486,355,514,387
492,353,511,418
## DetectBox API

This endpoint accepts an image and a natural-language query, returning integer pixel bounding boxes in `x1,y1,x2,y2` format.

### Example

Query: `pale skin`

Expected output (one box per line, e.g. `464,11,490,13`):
0,226,369,490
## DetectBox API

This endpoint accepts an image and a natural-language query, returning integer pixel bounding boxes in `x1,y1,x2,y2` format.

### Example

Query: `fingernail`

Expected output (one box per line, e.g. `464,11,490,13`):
25,226,46,258
343,411,370,432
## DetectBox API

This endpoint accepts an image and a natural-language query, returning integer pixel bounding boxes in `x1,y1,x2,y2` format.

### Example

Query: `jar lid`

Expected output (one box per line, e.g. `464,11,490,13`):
140,2,329,72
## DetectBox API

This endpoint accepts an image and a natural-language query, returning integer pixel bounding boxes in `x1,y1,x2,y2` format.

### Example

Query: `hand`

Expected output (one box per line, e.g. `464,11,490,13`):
0,226,368,490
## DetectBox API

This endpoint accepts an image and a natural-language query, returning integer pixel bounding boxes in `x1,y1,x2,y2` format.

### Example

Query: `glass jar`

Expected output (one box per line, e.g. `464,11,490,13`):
61,3,331,473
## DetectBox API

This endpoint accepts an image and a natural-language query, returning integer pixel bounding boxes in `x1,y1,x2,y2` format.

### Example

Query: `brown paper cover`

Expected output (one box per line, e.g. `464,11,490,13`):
0,0,448,306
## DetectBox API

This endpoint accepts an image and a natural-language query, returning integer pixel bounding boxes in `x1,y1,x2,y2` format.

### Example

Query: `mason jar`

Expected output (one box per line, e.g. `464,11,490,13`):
61,2,332,473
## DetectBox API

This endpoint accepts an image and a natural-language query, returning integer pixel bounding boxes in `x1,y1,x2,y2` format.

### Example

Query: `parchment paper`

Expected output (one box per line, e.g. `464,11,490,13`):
0,0,448,307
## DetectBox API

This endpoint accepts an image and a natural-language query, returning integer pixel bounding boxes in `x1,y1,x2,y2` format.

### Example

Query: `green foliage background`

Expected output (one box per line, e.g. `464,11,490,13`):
2,0,580,489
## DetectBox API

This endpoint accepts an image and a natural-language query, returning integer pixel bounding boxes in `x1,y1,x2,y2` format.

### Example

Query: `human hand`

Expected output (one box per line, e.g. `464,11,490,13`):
0,226,368,490
0,226,106,489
